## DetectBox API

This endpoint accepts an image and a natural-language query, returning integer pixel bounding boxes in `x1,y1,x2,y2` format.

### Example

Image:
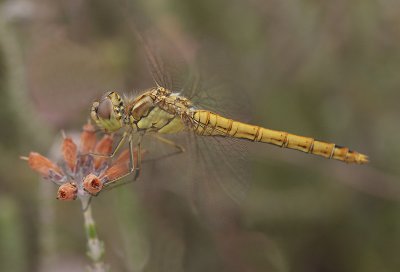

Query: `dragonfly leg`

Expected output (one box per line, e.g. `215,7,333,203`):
84,131,128,159
102,134,142,191
130,134,142,180
97,134,184,193
143,134,185,163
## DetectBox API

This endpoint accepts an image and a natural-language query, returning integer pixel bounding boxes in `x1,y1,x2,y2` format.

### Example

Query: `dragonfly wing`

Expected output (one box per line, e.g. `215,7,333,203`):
133,28,194,94
130,28,254,226
183,131,252,228
123,13,252,119
137,129,251,228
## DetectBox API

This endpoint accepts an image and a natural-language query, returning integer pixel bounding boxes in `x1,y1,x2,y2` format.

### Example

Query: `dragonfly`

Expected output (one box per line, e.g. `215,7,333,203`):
91,88,368,164
88,32,368,205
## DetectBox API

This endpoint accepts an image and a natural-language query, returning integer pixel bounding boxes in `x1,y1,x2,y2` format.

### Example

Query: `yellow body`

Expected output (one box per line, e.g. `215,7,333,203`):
91,87,368,164
191,110,368,164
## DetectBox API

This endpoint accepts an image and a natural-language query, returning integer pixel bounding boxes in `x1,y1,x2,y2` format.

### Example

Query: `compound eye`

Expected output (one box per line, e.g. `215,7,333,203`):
97,98,113,119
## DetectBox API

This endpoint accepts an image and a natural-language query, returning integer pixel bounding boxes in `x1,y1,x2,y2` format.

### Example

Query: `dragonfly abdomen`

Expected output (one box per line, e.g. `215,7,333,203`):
191,110,368,164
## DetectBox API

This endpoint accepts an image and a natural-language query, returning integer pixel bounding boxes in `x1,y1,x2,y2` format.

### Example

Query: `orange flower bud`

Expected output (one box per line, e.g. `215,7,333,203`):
101,163,130,183
83,173,103,195
23,152,63,177
100,149,146,182
114,148,146,167
114,148,130,165
101,148,146,182
94,135,113,169
57,182,77,200
62,137,77,172
80,122,97,154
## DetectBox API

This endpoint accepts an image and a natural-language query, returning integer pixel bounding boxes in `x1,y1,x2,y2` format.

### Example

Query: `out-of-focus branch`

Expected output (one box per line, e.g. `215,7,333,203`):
0,2,54,271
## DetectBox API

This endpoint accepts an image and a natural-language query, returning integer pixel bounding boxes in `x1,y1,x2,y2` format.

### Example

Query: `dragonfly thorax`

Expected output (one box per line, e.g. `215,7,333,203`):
125,87,192,134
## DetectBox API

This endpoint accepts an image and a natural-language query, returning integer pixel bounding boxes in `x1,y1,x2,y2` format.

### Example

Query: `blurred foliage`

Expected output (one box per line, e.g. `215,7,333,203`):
0,0,400,271
0,197,26,272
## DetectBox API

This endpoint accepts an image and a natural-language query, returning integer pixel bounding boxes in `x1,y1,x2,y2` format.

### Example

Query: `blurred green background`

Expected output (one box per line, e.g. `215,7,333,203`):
1,0,400,271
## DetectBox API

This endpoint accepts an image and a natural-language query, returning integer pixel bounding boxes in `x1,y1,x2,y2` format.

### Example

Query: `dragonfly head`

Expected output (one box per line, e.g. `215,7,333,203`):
91,91,124,132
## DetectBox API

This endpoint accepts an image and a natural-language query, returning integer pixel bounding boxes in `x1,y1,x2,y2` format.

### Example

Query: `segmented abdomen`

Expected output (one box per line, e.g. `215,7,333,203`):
191,110,368,164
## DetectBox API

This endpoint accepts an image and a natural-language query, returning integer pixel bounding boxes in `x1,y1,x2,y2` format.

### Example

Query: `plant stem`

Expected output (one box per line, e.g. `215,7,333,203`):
81,197,108,272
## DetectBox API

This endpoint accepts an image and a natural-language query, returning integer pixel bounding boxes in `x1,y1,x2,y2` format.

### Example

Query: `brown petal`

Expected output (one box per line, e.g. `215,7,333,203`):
114,148,147,166
80,122,97,154
114,148,130,165
102,148,147,183
62,137,77,172
94,134,113,169
57,182,77,201
101,163,130,183
23,152,63,177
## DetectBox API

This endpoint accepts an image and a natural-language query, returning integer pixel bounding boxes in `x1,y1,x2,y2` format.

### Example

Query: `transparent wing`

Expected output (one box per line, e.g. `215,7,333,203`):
186,133,252,228
130,27,249,118
127,30,254,226
138,130,251,229
133,28,193,95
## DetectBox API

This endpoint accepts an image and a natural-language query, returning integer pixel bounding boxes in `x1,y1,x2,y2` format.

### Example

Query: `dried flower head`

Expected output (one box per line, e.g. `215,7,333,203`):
22,121,143,201
83,174,103,195
57,182,78,200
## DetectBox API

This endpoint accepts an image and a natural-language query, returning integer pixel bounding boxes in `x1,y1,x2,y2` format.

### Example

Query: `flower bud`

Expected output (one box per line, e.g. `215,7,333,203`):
57,182,77,200
83,173,103,195
102,163,130,183
94,135,113,169
80,122,97,154
24,152,63,177
62,137,77,172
